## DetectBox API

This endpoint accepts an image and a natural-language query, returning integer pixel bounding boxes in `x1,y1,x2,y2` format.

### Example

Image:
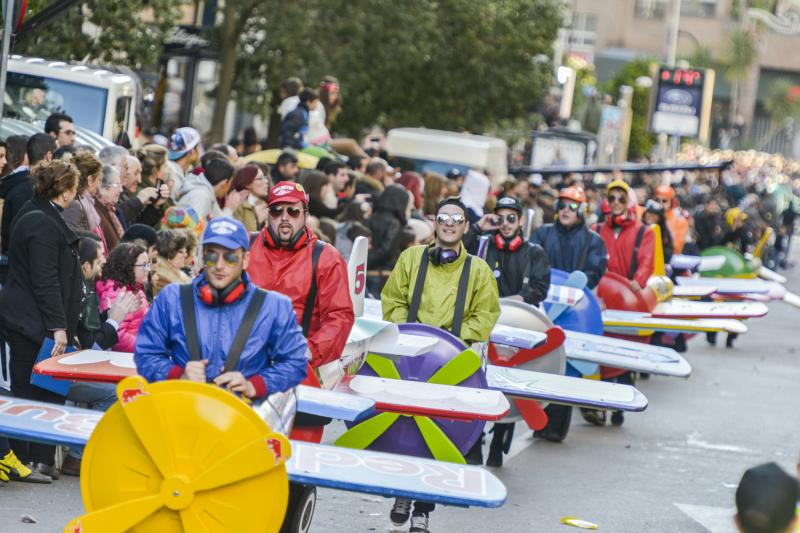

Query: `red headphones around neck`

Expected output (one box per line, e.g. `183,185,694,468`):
495,233,523,252
198,278,246,306
263,226,310,251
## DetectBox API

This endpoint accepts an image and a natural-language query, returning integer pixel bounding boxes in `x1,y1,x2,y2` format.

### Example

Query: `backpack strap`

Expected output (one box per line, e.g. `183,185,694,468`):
407,249,430,324
450,256,472,339
223,289,268,373
180,283,202,362
628,225,647,281
300,241,325,337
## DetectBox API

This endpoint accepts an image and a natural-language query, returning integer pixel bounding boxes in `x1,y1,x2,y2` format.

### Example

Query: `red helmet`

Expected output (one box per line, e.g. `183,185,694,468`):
558,186,587,204
655,185,675,200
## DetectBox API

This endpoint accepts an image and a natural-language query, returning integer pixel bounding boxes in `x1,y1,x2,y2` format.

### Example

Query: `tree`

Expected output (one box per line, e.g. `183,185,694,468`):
724,27,758,124
14,0,186,71
603,58,656,160
226,0,562,139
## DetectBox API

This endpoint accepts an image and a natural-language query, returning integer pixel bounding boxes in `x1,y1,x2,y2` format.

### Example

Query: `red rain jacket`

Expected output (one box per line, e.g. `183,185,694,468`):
598,217,655,288
247,228,354,367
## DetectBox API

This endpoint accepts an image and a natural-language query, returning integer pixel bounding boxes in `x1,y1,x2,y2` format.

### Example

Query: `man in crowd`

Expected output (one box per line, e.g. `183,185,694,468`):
116,154,161,226
177,156,246,221
325,160,350,203
135,216,307,395
0,133,56,275
44,113,76,147
594,179,654,427
272,151,300,183
653,185,690,254
693,196,725,251
469,195,550,466
167,126,202,195
280,88,319,150
381,196,500,533
247,181,353,375
531,186,607,441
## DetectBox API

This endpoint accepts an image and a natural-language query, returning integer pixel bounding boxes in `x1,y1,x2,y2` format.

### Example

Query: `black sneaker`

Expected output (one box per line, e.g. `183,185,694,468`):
464,440,483,465
409,514,430,533
390,497,412,526
580,408,606,426
611,411,624,426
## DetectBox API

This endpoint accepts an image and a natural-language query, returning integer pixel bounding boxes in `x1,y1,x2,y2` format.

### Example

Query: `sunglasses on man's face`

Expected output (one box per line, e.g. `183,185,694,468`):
557,200,580,212
496,213,518,224
268,205,305,219
607,194,627,204
203,250,242,269
436,213,466,226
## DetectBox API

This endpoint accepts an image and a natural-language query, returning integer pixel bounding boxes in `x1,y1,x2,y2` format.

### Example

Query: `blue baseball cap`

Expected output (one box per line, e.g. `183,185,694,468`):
201,216,250,251
168,127,201,161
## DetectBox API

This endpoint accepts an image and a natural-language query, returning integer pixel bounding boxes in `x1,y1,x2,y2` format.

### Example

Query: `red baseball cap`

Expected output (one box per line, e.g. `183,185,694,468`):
268,181,309,207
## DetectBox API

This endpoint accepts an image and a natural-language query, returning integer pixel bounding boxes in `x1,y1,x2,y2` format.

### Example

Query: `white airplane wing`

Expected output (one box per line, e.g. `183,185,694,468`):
652,300,768,319
486,365,648,412
602,310,748,334
564,331,691,377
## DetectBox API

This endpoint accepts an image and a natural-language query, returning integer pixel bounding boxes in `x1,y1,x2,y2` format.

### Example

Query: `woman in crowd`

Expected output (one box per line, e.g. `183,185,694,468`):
642,198,674,263
302,170,346,220
230,165,270,232
95,165,126,251
95,242,150,352
0,160,82,479
134,144,172,227
397,171,424,214
335,200,372,257
63,152,103,238
366,184,413,294
0,140,7,178
153,229,193,295
422,172,449,218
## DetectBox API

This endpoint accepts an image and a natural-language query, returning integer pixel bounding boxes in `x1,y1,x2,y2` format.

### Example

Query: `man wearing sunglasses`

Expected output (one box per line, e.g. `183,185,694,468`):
592,179,655,427
466,195,550,466
44,113,75,147
247,181,353,372
531,186,608,441
135,216,308,397
381,196,499,533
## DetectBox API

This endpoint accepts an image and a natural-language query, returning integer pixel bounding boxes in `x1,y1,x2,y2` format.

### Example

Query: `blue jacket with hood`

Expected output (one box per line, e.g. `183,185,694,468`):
134,273,308,397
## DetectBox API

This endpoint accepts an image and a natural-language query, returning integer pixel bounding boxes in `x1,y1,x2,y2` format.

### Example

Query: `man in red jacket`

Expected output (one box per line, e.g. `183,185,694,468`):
594,179,655,427
247,181,354,372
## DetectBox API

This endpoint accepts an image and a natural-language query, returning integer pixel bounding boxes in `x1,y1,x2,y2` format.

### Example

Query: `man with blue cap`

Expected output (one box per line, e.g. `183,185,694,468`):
135,216,307,398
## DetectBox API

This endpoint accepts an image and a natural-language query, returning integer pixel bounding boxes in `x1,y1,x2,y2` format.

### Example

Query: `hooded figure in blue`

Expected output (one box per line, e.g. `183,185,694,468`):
135,216,307,397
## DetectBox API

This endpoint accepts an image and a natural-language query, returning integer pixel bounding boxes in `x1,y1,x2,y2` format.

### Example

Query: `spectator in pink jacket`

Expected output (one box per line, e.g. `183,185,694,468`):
96,242,150,352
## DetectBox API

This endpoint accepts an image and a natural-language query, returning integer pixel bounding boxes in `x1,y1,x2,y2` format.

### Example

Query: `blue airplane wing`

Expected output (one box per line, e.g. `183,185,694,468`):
288,441,506,508
0,396,506,508
489,324,548,350
296,385,375,421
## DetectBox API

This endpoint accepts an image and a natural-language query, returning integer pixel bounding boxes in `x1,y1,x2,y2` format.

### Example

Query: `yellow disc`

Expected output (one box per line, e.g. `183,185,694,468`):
70,377,290,533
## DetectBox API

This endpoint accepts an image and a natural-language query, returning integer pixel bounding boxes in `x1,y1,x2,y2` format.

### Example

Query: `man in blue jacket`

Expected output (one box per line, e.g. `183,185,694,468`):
530,186,608,442
135,216,307,397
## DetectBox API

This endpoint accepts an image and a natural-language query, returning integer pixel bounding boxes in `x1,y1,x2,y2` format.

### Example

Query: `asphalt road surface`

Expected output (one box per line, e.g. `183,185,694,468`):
3,250,799,533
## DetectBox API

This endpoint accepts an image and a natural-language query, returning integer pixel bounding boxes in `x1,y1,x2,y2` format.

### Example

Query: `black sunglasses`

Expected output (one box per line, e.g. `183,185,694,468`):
607,194,627,204
269,205,306,218
496,213,518,224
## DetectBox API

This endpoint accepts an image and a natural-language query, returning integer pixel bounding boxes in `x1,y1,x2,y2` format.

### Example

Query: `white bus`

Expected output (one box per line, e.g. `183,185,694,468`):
3,55,138,143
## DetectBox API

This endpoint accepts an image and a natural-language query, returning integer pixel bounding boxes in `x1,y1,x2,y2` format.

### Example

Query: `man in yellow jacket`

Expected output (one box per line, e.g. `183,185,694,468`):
380,196,500,533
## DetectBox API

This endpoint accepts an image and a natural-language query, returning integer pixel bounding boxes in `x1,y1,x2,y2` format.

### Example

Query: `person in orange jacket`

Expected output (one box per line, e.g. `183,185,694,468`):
247,181,354,370
654,185,690,254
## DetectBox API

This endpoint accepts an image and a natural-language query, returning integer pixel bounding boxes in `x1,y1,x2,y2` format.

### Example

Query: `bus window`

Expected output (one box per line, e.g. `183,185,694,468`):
3,72,108,134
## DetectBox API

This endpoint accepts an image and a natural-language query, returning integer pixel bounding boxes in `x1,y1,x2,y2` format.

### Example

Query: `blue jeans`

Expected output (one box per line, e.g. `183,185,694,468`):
66,382,116,459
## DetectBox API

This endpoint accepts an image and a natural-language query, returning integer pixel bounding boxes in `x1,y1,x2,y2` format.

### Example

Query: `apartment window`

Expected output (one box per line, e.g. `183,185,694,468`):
567,12,597,48
635,0,667,19
681,0,716,17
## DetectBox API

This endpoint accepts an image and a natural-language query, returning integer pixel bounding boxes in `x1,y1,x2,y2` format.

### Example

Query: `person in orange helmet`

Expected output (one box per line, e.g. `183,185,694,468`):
654,185,690,254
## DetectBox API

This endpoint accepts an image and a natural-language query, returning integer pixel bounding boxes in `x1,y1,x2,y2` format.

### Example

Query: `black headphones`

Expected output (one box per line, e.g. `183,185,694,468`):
264,226,310,250
428,246,460,266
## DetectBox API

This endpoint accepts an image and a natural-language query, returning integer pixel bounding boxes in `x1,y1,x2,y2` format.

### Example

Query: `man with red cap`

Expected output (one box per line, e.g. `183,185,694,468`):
247,181,354,374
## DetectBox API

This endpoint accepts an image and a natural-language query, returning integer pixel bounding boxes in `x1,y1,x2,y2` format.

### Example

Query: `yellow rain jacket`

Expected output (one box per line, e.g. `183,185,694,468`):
381,244,500,344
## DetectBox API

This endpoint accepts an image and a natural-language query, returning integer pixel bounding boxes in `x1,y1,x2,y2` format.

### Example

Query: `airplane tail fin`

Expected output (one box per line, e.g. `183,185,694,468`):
348,236,369,317
650,224,666,277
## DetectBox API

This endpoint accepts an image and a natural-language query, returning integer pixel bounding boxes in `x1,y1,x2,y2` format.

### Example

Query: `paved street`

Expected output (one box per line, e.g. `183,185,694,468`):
3,251,799,533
